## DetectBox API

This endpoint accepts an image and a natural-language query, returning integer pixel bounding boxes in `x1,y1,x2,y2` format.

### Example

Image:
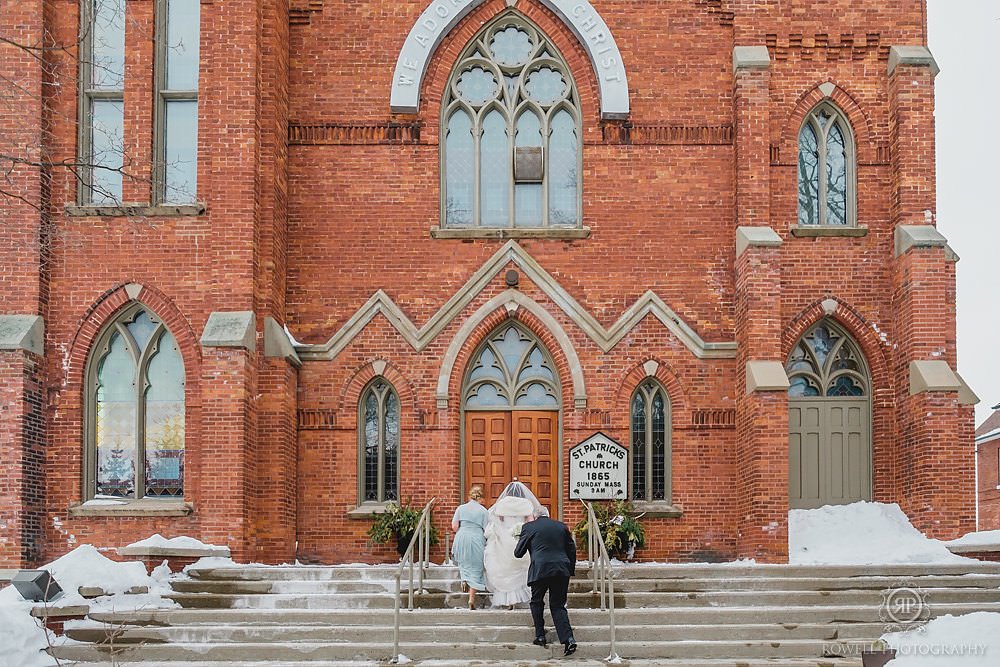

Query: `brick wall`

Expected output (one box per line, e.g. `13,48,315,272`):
0,0,976,565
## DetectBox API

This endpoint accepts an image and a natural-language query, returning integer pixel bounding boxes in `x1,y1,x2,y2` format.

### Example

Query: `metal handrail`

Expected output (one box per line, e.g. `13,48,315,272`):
581,500,619,662
391,497,436,663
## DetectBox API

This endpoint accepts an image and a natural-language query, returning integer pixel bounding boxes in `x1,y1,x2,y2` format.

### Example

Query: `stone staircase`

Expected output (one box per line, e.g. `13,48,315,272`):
51,561,1000,666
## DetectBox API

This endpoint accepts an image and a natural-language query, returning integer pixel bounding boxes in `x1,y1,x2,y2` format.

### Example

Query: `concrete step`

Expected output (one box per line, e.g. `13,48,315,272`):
171,573,1000,595
87,601,1000,627
62,659,864,667
64,620,892,645
163,586,1000,610
185,562,1000,581
50,637,879,662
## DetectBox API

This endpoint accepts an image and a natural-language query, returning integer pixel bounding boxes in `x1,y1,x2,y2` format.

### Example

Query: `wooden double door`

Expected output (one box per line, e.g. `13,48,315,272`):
465,411,557,515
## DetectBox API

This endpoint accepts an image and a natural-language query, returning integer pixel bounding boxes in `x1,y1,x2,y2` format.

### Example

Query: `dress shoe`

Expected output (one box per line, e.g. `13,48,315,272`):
563,640,578,656
532,636,547,647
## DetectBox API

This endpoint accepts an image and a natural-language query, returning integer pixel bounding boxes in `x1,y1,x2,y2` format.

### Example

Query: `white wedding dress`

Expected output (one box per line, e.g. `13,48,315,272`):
483,481,543,607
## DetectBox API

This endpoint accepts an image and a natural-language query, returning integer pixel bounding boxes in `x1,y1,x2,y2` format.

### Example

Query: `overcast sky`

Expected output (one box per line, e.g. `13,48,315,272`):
927,0,1000,426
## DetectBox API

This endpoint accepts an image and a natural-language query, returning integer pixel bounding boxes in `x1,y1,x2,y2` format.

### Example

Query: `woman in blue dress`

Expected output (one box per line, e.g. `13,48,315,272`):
451,485,489,609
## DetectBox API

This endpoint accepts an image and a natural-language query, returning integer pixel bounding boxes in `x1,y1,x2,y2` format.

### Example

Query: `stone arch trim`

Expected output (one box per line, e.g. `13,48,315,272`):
340,360,419,430
390,0,629,119
436,290,587,410
781,82,879,165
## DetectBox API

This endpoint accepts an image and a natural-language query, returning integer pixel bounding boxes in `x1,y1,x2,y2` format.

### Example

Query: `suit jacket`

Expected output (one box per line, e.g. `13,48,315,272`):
513,516,577,585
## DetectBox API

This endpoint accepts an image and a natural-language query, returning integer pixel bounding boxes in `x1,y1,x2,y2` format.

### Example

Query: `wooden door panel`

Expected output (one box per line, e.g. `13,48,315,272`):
512,411,558,516
465,412,511,507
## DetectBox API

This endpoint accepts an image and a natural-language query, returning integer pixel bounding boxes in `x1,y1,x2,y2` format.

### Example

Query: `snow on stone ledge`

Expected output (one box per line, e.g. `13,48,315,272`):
789,502,972,565
119,533,230,558
883,612,1000,666
946,530,1000,552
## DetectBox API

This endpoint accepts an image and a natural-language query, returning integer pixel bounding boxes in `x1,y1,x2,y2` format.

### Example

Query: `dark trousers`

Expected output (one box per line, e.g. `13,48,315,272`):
529,575,574,645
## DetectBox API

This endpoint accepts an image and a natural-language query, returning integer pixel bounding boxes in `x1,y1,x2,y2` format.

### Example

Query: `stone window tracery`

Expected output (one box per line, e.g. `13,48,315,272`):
786,322,869,398
798,102,855,226
85,305,185,499
442,13,582,229
465,324,560,410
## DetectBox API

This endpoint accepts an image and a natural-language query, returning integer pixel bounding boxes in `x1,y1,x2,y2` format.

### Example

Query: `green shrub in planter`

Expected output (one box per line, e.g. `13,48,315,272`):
367,500,439,556
574,500,646,560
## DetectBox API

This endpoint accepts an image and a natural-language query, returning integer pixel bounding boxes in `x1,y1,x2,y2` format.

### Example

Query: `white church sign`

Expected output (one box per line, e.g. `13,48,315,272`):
390,0,630,119
569,433,627,500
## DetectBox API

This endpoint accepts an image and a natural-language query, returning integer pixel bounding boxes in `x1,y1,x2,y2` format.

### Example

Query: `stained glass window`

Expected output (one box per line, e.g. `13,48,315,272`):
631,380,670,502
81,0,126,204
798,103,854,226
786,321,868,398
443,13,582,228
89,306,185,499
359,380,400,503
465,324,559,410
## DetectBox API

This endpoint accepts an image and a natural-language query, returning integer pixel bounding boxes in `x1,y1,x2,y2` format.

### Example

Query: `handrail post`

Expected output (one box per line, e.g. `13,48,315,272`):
391,497,436,663
392,571,401,661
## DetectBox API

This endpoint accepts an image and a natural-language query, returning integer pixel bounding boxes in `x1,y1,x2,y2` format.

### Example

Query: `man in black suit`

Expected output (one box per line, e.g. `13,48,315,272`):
513,506,578,656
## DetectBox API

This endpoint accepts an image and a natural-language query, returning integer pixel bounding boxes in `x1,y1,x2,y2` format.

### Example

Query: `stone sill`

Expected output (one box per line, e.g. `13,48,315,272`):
947,544,1000,555
118,545,230,559
430,226,591,240
789,225,869,238
631,502,684,519
68,499,193,517
64,203,206,217
347,503,392,519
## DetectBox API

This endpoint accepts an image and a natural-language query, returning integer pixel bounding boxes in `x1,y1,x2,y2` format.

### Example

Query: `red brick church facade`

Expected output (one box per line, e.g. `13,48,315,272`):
0,0,978,567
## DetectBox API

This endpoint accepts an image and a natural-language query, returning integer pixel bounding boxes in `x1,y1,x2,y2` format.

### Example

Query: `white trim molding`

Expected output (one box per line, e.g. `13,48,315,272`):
390,0,630,119
295,241,737,373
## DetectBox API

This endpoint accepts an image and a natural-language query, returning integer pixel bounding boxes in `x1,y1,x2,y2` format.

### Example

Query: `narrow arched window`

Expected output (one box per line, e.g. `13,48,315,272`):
86,305,185,499
798,103,855,226
442,13,581,229
359,379,400,503
631,380,671,502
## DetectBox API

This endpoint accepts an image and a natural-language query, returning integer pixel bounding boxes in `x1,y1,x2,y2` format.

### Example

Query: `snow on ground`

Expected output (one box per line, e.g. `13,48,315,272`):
789,502,973,565
124,533,224,551
946,530,1000,549
884,613,1000,666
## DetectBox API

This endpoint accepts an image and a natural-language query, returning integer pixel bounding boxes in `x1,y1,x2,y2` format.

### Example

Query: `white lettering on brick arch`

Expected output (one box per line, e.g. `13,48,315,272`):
390,0,630,119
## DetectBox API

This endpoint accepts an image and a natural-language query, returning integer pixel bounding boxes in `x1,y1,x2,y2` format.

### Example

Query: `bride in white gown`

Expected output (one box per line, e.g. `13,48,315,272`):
484,480,544,608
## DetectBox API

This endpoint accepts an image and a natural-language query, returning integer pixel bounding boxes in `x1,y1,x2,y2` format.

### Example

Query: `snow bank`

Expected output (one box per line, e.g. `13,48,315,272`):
0,595,56,667
883,613,1000,666
789,502,971,565
124,533,223,551
45,544,152,596
946,530,1000,550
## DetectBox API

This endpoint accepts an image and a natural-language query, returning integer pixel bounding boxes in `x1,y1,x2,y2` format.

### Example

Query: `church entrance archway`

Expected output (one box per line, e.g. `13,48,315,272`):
462,323,560,514
786,320,873,509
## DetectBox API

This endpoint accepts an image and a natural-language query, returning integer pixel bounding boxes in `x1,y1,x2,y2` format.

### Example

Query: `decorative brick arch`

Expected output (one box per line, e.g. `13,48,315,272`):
391,0,625,121
780,81,878,165
436,289,587,410
611,358,690,431
339,360,419,431
414,0,604,145
65,283,202,502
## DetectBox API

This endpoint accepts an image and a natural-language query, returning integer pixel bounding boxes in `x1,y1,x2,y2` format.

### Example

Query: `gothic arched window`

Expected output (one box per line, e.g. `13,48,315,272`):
464,324,560,410
359,379,400,503
786,322,869,398
798,103,855,226
442,13,582,229
85,305,185,499
631,380,671,502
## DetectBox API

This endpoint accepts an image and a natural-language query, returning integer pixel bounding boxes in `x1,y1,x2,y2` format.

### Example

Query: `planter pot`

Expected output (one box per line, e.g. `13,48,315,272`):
396,531,415,556
862,650,897,667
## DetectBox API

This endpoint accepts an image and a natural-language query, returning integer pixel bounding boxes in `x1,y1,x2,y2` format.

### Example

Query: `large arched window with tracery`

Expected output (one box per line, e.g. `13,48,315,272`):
786,322,869,398
85,305,185,499
442,12,582,229
798,102,855,227
465,324,560,409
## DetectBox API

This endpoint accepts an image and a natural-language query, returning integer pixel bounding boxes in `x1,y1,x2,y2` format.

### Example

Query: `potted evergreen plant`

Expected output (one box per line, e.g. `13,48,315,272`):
573,500,647,560
367,500,439,556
